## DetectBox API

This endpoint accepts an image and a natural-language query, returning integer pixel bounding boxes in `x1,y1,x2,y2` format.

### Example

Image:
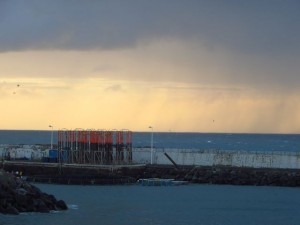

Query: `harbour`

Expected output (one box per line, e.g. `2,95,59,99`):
1,130,300,187
1,130,300,224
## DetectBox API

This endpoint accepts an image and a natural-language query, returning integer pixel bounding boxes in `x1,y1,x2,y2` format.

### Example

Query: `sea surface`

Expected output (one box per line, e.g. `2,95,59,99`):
0,130,299,152
1,183,300,225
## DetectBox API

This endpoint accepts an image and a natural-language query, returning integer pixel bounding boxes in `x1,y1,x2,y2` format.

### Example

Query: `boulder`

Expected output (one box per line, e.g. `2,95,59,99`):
0,170,68,215
56,200,68,210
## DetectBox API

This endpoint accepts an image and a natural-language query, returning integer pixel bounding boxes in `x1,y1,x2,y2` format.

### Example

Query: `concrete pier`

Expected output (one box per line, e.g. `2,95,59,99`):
2,145,300,187
2,144,300,169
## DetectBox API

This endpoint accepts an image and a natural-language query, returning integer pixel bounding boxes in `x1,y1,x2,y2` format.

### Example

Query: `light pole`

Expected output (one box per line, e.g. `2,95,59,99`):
49,125,54,149
149,126,153,164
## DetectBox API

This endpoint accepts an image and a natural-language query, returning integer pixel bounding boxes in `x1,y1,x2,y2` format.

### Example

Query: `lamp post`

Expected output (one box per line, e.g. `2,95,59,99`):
149,126,153,164
49,125,54,149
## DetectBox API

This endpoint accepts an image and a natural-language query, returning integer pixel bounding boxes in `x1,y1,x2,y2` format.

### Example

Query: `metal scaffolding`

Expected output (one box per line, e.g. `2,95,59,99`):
57,129,132,165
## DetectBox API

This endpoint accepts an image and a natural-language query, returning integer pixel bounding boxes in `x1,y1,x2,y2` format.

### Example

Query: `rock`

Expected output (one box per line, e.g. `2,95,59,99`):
5,205,19,215
35,199,50,213
56,200,68,210
0,169,68,215
14,192,28,208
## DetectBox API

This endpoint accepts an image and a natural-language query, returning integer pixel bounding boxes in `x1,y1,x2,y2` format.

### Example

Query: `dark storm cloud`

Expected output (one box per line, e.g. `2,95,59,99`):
1,0,300,56
1,0,300,92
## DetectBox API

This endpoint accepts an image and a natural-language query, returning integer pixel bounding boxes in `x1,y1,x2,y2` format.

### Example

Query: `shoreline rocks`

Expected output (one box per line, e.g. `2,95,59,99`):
0,170,68,215
3,161,300,187
143,165,300,187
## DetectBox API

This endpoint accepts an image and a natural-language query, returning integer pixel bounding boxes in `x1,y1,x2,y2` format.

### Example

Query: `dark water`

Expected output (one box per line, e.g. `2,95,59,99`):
1,184,300,225
0,130,299,152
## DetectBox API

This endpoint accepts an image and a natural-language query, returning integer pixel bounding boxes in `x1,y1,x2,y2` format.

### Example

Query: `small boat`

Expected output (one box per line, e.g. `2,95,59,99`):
137,178,188,186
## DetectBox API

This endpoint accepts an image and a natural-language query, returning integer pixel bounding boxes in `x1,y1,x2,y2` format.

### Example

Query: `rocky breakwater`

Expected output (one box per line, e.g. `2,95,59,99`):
0,170,67,215
143,165,300,187
184,166,300,186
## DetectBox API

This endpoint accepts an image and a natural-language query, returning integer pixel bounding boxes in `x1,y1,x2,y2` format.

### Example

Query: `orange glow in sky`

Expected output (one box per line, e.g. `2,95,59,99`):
1,2,300,133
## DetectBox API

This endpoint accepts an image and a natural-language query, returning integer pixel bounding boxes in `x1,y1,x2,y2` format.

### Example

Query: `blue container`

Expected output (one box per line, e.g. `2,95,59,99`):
49,149,58,159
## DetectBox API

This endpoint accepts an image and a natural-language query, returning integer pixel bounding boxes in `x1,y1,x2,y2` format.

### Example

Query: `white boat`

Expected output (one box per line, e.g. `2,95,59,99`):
137,178,188,186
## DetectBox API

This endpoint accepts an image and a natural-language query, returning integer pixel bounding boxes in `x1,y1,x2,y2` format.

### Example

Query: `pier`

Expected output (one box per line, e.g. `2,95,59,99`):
2,128,300,187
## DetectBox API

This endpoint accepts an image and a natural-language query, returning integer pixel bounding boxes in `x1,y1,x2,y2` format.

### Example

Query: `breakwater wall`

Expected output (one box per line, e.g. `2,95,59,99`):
2,161,300,187
2,146,300,187
133,148,300,169
0,144,46,160
1,161,145,185
144,165,300,187
2,144,300,169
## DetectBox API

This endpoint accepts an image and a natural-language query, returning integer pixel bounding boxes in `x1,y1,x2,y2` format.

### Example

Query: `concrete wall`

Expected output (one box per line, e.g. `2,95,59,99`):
2,144,300,169
0,144,44,160
132,148,300,169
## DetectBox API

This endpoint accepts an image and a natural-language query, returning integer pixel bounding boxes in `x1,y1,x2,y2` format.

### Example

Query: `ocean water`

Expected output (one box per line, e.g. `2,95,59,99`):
1,131,300,224
1,184,300,225
0,130,299,152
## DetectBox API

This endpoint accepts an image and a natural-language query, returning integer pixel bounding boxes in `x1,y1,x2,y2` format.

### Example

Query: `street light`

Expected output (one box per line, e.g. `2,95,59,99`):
149,126,153,164
49,125,54,149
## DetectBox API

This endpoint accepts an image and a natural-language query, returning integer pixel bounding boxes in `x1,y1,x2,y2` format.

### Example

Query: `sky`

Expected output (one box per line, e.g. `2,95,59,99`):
0,0,300,133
